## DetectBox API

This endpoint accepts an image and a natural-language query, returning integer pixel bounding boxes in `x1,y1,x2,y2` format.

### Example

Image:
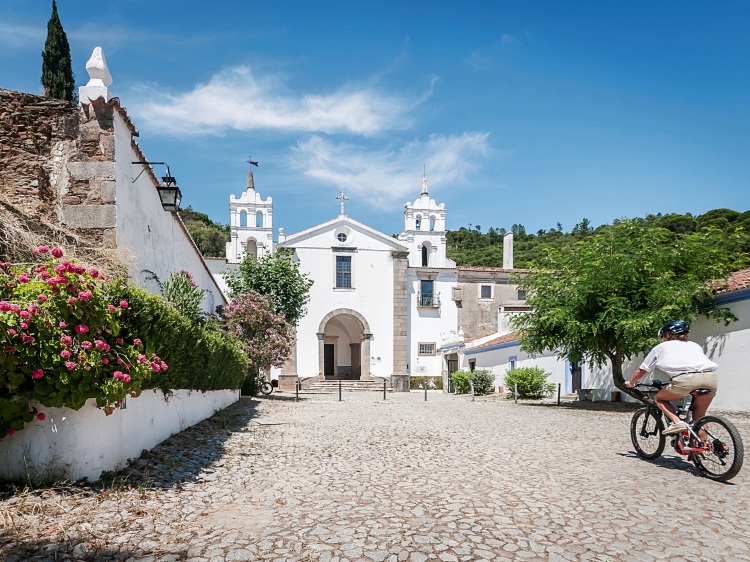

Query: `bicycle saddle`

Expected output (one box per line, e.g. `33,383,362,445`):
690,389,711,396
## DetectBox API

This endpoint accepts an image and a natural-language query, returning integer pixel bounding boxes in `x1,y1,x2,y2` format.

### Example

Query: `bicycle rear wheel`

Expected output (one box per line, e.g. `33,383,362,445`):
630,407,665,460
260,381,274,395
690,415,744,482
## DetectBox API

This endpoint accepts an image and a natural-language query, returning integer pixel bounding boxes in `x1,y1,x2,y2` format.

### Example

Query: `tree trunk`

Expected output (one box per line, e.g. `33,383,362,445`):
607,347,650,403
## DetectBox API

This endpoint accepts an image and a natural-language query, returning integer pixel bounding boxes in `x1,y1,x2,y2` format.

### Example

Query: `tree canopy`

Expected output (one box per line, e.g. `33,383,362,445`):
509,220,746,401
179,206,230,258
225,250,313,327
41,1,76,103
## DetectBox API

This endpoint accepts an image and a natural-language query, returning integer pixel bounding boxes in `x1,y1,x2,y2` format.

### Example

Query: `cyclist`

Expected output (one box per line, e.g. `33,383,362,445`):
625,320,718,436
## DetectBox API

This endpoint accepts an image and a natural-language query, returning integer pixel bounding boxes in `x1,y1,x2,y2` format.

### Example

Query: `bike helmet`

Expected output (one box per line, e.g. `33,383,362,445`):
658,320,690,338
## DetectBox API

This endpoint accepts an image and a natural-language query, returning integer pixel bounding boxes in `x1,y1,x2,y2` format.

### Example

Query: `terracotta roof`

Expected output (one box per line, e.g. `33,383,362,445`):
715,268,750,295
469,331,520,350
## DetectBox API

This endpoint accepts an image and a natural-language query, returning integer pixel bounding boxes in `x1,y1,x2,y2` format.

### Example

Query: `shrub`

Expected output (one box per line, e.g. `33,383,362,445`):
504,367,555,399
410,376,443,390
0,249,157,438
450,369,494,395
111,284,247,393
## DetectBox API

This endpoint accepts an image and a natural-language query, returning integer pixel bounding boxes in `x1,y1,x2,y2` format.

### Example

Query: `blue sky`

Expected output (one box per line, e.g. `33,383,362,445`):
2,1,749,237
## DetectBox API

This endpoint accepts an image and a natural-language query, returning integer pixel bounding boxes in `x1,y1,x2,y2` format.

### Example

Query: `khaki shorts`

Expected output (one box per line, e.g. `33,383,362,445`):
665,371,718,397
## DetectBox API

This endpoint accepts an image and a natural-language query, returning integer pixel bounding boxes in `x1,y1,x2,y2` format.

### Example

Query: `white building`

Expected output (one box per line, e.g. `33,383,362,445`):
226,171,274,263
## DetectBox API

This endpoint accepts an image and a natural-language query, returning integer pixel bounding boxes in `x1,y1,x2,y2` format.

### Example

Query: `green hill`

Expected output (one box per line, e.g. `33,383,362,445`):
179,206,230,258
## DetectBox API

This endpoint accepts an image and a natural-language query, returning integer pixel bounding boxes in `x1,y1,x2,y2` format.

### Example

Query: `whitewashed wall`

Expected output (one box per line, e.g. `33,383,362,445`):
407,272,458,377
0,389,238,482
113,114,226,313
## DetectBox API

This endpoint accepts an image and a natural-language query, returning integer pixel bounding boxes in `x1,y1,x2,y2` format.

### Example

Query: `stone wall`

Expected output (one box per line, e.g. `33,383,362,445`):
391,250,410,391
455,269,522,340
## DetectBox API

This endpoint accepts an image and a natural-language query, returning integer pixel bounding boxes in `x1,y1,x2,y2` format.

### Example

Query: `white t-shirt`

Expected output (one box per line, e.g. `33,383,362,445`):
639,340,718,378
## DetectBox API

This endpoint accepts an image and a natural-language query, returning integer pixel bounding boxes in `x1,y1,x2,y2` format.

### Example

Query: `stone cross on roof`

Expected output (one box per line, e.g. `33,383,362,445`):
336,190,349,216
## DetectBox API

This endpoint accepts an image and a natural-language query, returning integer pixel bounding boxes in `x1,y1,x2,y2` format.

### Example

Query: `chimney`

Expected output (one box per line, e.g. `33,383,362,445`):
503,231,514,269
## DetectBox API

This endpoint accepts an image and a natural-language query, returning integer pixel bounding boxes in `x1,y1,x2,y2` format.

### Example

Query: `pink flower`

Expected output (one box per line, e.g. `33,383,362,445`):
74,325,89,334
160,361,168,371
78,291,93,301
7,429,14,436
150,362,161,372
8,329,16,336
35,246,49,254
10,304,20,313
94,340,105,348
67,297,77,306
138,354,147,364
59,322,66,328
17,274,29,283
32,369,44,379
65,361,76,370
117,358,123,365
0,302,10,311
88,268,99,277
37,413,46,421
51,247,63,258
119,300,128,309
122,374,131,383
102,358,109,365
27,305,40,314
108,304,116,313
54,264,67,275
61,336,73,346
113,370,123,379
125,363,131,370
133,338,142,347
116,337,124,344
37,294,48,303
60,350,72,359
21,335,35,344
20,323,28,330
19,311,30,320
81,341,92,350
131,391,137,397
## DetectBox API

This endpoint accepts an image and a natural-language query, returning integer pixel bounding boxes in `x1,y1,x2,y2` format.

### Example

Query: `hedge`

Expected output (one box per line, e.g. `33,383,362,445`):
111,284,246,392
410,376,443,390
450,369,494,396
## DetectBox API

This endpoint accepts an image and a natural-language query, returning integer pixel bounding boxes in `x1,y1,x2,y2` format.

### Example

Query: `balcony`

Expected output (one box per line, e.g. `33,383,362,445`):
417,293,440,308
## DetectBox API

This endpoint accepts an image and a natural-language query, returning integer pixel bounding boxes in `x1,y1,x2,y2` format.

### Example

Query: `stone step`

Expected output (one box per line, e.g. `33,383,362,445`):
307,380,390,392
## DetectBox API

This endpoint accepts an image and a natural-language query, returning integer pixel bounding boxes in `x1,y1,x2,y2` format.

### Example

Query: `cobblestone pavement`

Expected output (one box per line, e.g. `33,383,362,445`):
2,392,750,562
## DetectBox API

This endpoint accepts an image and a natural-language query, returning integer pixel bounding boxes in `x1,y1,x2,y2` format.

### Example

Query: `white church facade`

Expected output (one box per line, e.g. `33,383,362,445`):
212,171,521,391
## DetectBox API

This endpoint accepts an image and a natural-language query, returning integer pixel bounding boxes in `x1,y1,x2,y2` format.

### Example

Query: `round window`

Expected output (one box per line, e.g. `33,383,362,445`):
337,233,347,243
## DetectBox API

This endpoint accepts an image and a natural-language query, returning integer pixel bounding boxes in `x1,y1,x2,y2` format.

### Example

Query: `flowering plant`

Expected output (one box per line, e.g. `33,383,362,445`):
222,291,293,372
0,247,166,438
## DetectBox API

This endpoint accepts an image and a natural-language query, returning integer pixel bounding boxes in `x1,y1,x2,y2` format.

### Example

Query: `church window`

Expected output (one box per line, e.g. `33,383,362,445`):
240,211,248,227
336,256,351,288
480,285,492,299
418,343,436,356
256,212,263,228
429,217,435,231
517,290,526,300
415,218,421,230
421,245,428,267
337,233,347,243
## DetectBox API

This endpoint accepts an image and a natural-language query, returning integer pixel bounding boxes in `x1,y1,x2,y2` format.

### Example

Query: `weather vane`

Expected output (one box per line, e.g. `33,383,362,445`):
246,155,258,167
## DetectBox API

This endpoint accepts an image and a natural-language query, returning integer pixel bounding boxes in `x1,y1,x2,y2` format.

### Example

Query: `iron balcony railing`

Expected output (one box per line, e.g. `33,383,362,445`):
417,293,440,308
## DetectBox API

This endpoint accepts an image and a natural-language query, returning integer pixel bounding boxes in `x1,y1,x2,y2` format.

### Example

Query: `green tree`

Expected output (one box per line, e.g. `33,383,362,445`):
179,206,230,257
225,250,313,326
510,220,745,401
41,1,76,103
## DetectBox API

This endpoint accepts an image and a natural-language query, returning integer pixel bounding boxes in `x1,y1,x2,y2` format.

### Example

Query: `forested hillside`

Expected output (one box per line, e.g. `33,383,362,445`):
447,208,750,268
179,206,230,258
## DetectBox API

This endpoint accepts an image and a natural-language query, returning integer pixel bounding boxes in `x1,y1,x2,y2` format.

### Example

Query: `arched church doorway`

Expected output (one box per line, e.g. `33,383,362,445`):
317,309,372,381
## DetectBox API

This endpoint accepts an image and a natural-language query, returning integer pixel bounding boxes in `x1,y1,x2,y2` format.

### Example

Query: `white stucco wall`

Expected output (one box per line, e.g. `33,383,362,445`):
113,114,226,313
284,218,402,379
0,389,238,482
407,271,458,377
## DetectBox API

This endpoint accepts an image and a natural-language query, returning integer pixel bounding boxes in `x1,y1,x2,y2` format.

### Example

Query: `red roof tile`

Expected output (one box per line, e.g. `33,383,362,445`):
715,268,750,295
470,331,520,350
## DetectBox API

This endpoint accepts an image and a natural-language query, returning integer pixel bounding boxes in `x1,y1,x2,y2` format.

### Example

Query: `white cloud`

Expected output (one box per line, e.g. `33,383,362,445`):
0,22,45,49
290,133,492,209
133,66,426,136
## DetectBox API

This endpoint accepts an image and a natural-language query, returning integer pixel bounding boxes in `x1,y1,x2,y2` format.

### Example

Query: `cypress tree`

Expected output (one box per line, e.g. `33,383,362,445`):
41,0,76,102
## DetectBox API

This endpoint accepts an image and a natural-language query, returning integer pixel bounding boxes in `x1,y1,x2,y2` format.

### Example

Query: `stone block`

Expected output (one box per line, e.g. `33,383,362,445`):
102,228,117,248
63,205,116,228
391,374,410,392
67,161,115,181
278,374,299,392
99,180,116,202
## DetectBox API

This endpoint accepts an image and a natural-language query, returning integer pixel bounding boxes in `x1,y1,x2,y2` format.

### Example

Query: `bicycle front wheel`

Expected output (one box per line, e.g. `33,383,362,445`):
690,415,744,482
630,407,665,460
260,381,274,395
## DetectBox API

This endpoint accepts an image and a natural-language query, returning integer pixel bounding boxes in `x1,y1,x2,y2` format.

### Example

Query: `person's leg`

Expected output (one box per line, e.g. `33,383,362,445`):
692,394,714,441
654,388,684,425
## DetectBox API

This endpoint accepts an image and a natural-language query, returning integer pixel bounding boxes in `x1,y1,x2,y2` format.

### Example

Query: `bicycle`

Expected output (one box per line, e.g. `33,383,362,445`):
630,380,744,481
256,373,273,396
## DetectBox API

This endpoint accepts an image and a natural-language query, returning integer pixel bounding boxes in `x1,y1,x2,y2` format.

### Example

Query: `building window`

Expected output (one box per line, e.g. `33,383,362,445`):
418,343,436,356
469,359,476,372
421,245,429,267
415,218,421,231
336,256,351,288
255,212,263,228
509,356,517,371
429,217,435,231
517,290,526,300
418,280,439,307
480,285,492,299
337,232,347,243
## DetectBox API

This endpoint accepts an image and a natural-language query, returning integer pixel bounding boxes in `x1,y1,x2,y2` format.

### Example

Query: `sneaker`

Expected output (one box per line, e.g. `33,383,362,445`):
663,421,688,435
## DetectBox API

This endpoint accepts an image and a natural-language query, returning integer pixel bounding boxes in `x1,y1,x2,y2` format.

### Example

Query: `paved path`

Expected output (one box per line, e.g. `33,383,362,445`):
2,392,750,561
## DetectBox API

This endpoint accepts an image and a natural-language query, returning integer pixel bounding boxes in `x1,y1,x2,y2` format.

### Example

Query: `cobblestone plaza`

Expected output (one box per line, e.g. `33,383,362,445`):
3,392,749,561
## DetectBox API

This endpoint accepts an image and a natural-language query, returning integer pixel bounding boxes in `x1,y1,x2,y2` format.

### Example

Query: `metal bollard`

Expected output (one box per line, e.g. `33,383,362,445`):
339,377,342,402
514,382,518,404
296,379,299,401
470,379,475,402
424,380,427,401
383,379,387,400
557,382,561,405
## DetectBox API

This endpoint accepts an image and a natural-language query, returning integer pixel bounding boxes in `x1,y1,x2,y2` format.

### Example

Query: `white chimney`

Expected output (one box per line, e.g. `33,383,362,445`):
79,47,113,105
503,231,514,269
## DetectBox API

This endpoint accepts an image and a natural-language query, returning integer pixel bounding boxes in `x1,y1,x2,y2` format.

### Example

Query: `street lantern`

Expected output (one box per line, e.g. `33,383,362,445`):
157,174,182,212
